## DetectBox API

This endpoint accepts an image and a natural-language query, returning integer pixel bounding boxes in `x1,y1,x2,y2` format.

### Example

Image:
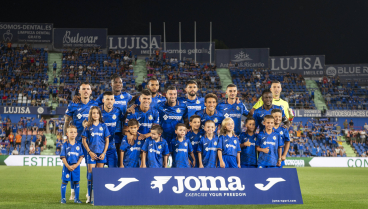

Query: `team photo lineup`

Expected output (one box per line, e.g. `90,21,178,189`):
60,73,293,203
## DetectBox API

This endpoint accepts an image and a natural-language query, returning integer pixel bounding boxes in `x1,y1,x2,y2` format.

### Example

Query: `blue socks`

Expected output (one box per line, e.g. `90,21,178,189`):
87,172,92,197
74,182,80,200
61,181,68,199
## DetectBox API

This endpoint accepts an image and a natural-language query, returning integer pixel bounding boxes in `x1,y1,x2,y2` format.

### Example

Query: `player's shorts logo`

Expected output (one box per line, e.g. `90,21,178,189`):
196,100,200,104
112,114,116,120
120,95,124,99
149,115,153,120
176,108,181,113
100,127,103,131
76,146,80,151
66,174,70,178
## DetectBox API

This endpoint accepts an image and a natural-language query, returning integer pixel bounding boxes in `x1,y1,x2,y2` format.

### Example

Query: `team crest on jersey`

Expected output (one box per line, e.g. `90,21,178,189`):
149,115,153,120
176,108,181,113
138,141,141,145
280,131,283,135
213,118,218,123
184,142,187,147
66,174,70,178
120,95,124,99
273,136,276,140
234,140,237,144
158,100,161,103
112,114,117,120
100,127,103,131
236,106,240,111
76,146,80,151
158,145,162,149
214,142,218,146
196,100,200,104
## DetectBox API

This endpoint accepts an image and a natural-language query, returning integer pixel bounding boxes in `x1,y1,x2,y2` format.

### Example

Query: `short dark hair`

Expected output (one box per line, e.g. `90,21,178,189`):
79,82,90,89
186,80,197,87
189,114,201,122
262,89,272,96
271,80,281,85
205,93,218,103
128,119,139,127
264,115,275,121
226,84,237,89
271,109,282,115
141,89,152,97
150,124,163,134
245,117,255,124
110,74,121,83
148,78,159,85
204,120,215,126
103,91,114,97
175,123,187,130
166,86,177,92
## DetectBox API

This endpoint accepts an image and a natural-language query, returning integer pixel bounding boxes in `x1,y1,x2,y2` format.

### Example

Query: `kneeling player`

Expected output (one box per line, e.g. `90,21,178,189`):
271,109,290,168
218,118,241,168
120,119,144,168
141,125,170,168
256,115,284,168
82,107,110,203
60,125,84,204
239,117,258,168
169,123,196,168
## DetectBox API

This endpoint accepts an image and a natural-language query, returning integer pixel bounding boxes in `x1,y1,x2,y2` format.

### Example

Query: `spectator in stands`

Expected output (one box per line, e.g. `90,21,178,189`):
322,150,327,157
364,123,368,131
304,146,311,156
349,119,354,129
343,119,348,130
298,142,304,156
49,119,54,134
53,61,57,76
55,147,61,155
289,146,296,156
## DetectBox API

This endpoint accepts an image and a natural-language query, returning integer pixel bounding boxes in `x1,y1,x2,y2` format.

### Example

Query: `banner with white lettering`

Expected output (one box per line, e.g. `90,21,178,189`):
165,42,215,63
108,35,161,55
325,110,368,118
0,22,53,43
215,48,269,68
270,55,325,76
294,109,322,117
2,155,86,166
94,168,303,205
54,28,107,48
326,64,368,78
0,106,50,114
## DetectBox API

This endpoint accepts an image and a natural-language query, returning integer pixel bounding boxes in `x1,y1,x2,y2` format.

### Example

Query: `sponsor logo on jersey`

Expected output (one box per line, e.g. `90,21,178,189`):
91,132,103,137
226,144,237,149
176,148,187,152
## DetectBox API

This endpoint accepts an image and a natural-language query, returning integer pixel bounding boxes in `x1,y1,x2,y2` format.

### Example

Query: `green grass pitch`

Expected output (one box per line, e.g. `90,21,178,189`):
0,166,367,209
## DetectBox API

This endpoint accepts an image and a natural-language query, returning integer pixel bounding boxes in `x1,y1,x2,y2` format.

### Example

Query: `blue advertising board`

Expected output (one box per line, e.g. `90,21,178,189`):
165,42,215,63
0,22,53,43
54,28,107,48
0,106,50,114
108,35,161,55
94,168,303,206
215,48,269,68
326,64,368,78
270,55,325,76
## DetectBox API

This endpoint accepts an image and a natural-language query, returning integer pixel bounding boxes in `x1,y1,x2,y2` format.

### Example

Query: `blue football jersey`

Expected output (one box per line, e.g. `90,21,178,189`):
239,132,257,166
101,106,126,147
141,137,170,168
256,130,284,167
197,135,219,168
125,106,159,135
186,130,204,168
218,135,241,157
65,100,99,141
253,105,285,133
156,101,188,145
217,100,249,136
96,92,130,133
169,138,193,168
82,123,111,153
135,93,166,109
60,142,84,164
120,135,145,168
178,96,205,119
195,109,225,133
274,126,291,154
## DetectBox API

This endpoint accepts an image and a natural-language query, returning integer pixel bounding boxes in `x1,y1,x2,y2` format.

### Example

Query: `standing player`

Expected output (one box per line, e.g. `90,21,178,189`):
124,90,159,140
253,90,288,133
256,115,283,168
141,125,170,168
217,84,249,136
271,109,291,168
60,125,84,204
197,120,219,168
239,117,258,168
178,81,205,119
186,115,204,168
64,82,98,200
217,118,241,168
195,93,224,133
120,119,144,168
100,91,127,168
156,86,188,147
169,123,195,168
251,80,293,123
133,78,166,109
82,107,110,204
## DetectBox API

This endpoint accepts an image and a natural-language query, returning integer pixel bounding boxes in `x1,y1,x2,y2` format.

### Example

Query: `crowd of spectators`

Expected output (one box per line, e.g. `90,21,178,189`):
318,76,368,110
